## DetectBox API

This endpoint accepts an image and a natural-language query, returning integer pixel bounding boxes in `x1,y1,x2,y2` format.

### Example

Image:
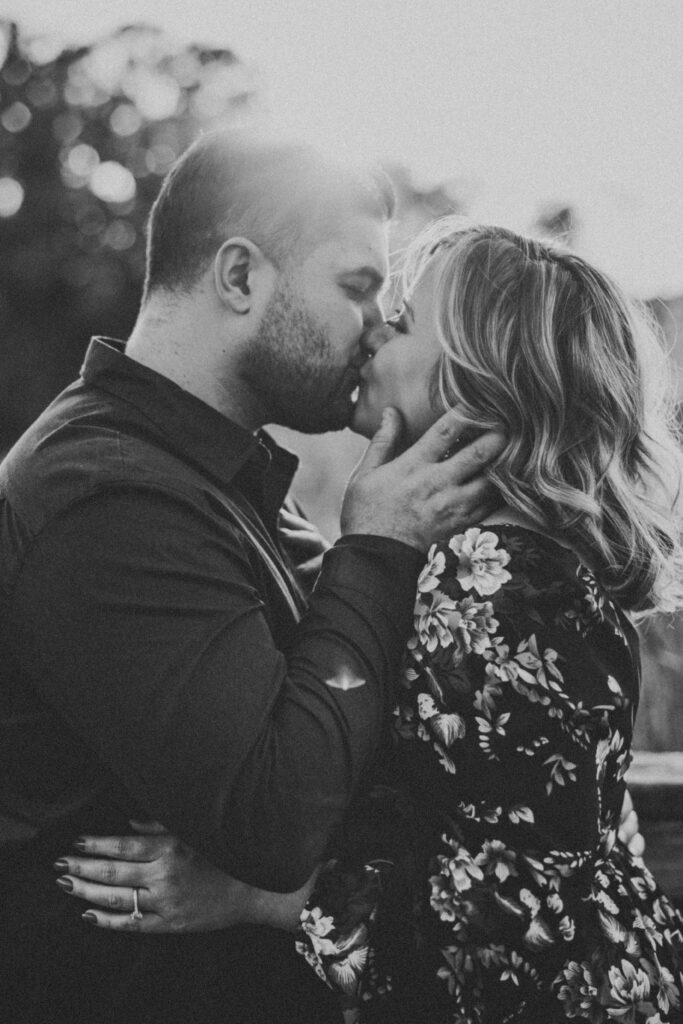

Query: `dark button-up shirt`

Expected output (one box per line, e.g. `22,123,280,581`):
0,338,422,1023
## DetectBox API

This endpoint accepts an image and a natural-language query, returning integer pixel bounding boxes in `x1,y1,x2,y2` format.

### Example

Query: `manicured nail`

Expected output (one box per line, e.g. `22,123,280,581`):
82,912,97,925
73,838,87,852
53,859,69,872
56,876,73,892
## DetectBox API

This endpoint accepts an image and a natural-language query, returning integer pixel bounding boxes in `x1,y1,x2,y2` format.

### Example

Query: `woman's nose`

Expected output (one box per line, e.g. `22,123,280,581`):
362,322,392,357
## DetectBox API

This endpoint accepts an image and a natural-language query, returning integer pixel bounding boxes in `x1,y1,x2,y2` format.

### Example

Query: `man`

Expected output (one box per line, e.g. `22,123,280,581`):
0,130,501,1023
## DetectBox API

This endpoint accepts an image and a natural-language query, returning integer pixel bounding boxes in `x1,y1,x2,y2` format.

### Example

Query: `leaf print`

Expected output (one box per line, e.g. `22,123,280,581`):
417,546,446,593
327,946,368,995
431,711,467,747
508,804,535,825
493,890,526,918
607,675,623,696
523,915,555,950
435,740,457,774
500,950,525,985
448,528,513,596
543,753,578,795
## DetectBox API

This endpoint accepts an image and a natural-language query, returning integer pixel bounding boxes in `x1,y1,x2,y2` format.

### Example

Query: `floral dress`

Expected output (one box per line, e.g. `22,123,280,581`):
297,525,683,1024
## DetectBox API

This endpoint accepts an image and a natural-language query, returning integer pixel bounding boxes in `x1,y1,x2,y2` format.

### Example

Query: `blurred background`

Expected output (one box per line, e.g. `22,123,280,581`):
1,0,682,751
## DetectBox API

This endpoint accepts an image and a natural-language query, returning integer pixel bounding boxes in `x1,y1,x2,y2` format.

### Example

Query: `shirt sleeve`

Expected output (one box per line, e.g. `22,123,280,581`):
5,484,422,890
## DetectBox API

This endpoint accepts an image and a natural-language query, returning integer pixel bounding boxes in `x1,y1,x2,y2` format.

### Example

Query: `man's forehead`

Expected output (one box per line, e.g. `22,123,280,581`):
313,215,389,278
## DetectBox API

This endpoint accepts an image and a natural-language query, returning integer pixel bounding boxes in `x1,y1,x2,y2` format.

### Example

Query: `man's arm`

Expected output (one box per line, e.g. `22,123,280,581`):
8,485,418,891
9,413,503,890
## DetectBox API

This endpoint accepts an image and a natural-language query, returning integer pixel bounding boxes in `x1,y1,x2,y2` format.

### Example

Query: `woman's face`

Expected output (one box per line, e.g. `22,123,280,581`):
352,260,448,443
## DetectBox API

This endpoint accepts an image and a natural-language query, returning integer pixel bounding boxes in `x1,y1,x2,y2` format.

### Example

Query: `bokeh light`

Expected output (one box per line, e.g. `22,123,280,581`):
0,176,24,216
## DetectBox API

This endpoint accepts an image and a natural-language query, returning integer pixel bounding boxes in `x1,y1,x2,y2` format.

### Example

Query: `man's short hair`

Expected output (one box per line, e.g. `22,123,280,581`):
143,129,395,300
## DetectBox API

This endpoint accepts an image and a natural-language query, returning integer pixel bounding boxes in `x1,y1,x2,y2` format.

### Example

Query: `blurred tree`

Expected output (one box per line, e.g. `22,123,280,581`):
0,20,259,448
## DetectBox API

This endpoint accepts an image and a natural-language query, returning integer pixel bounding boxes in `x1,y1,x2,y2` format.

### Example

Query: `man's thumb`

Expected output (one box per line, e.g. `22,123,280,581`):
360,407,403,471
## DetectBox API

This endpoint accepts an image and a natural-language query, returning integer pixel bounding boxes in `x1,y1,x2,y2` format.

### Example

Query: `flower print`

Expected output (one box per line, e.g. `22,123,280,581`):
653,964,680,1015
606,959,654,1021
556,960,600,1020
448,528,512,596
448,596,499,664
412,589,459,653
499,949,525,985
417,692,439,720
475,840,518,883
417,546,446,594
301,905,335,940
430,836,485,922
295,939,331,988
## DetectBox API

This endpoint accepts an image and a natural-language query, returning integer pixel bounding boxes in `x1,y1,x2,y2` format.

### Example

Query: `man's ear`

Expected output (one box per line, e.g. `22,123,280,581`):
214,237,267,314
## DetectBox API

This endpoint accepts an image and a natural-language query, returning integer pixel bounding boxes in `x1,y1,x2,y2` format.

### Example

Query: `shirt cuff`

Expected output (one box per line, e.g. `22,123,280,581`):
316,534,423,632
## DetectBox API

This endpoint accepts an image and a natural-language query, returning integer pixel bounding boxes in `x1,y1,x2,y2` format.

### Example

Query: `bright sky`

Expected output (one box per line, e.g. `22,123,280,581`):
7,0,683,297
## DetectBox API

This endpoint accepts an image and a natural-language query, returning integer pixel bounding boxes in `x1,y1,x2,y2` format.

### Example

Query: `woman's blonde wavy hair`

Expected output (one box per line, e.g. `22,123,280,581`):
401,217,683,614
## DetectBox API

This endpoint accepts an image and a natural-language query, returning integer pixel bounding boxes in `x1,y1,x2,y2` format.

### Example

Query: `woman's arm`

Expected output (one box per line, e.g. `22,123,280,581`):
54,820,317,933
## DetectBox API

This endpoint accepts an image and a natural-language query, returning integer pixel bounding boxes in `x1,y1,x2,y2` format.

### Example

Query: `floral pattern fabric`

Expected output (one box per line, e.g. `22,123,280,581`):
297,525,683,1023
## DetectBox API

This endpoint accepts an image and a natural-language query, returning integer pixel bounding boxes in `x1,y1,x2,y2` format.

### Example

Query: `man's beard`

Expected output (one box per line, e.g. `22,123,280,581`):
238,278,360,433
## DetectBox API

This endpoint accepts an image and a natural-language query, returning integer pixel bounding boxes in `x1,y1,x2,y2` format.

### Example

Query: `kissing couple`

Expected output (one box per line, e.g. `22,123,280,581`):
1,129,682,1024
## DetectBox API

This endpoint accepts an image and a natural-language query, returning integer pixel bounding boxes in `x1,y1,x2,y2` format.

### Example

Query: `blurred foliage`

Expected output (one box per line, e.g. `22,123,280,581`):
0,20,258,446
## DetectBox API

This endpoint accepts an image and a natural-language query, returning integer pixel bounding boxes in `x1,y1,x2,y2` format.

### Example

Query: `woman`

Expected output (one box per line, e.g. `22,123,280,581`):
56,220,683,1022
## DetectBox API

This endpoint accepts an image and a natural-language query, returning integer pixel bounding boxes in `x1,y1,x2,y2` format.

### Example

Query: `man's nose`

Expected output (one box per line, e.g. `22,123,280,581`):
362,322,392,357
363,297,384,332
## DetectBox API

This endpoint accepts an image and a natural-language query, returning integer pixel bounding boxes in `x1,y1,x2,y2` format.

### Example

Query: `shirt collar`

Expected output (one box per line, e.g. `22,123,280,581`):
80,338,299,500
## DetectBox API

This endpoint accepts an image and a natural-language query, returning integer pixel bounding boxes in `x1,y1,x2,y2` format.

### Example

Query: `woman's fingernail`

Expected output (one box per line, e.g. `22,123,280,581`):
56,876,73,893
82,912,97,925
53,859,69,872
73,838,87,852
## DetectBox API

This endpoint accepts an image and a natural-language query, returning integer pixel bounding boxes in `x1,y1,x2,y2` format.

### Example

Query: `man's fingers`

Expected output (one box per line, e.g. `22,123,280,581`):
72,834,163,861
407,409,479,464
356,407,403,472
437,429,507,482
56,855,147,887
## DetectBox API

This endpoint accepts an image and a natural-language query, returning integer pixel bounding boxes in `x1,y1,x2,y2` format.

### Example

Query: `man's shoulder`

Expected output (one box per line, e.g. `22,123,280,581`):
0,382,206,536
